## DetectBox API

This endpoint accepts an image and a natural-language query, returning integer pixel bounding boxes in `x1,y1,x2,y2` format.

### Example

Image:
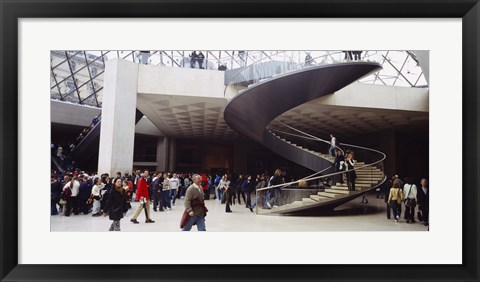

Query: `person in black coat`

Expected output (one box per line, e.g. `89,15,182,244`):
152,172,162,212
265,169,284,208
243,175,255,208
51,175,62,215
345,153,356,191
383,177,394,219
332,150,345,184
417,178,429,226
104,178,128,231
78,176,93,214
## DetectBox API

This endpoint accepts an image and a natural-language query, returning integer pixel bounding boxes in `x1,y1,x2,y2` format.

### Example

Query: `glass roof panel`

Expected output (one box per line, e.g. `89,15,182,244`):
52,50,429,109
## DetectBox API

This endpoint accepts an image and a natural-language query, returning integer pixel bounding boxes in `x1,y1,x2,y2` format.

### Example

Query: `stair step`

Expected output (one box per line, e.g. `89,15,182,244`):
356,168,381,171
356,171,383,175
310,195,330,201
336,183,372,188
331,186,363,191
325,189,351,195
318,192,340,198
302,198,317,203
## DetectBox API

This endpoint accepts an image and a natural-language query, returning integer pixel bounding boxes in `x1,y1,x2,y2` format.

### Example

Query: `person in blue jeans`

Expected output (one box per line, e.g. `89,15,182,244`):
162,175,172,211
387,179,404,222
182,174,207,231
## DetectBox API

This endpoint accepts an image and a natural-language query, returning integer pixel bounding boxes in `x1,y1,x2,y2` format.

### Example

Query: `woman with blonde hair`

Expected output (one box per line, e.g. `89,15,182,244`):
388,179,404,222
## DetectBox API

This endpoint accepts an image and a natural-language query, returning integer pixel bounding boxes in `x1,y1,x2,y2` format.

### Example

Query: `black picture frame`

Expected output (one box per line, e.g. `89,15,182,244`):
1,0,479,281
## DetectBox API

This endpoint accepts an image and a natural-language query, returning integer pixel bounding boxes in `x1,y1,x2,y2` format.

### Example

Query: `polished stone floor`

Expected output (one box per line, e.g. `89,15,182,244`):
50,192,428,232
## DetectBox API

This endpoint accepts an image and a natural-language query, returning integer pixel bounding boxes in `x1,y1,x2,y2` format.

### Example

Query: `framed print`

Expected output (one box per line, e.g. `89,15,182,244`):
1,0,479,281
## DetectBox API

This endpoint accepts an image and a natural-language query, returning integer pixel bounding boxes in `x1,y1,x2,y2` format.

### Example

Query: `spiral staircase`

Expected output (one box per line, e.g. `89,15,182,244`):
223,58,387,215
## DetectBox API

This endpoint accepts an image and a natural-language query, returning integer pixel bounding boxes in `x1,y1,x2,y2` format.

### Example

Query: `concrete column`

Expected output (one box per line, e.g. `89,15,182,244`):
168,138,176,172
156,137,168,172
97,59,139,175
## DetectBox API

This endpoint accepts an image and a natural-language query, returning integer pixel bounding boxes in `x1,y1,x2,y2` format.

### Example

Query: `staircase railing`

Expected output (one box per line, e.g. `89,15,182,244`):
254,125,386,214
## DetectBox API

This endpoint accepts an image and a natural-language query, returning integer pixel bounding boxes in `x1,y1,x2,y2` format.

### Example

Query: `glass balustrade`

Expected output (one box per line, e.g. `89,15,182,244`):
224,51,383,98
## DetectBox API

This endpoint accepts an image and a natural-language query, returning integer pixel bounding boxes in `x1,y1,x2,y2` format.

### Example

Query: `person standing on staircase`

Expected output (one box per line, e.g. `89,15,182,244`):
333,150,345,185
329,134,337,157
345,153,356,191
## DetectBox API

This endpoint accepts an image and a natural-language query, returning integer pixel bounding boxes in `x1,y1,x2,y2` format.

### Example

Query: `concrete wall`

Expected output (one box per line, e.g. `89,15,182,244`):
316,83,429,112
137,64,226,98
51,100,101,127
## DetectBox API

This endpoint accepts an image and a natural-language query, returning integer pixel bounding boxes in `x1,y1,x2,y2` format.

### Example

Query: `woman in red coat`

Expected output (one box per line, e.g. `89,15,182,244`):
201,173,209,200
130,170,154,224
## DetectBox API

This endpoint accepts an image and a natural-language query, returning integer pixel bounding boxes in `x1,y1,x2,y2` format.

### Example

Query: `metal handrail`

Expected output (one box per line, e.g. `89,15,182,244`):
257,128,386,192
276,121,344,154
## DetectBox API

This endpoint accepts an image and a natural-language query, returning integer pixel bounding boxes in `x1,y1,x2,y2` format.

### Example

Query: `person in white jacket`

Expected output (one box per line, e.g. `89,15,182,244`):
91,177,104,216
169,173,180,206
403,178,418,223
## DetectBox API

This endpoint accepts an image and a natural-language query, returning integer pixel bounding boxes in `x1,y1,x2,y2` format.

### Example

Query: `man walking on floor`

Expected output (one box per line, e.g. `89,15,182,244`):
182,174,207,231
130,170,155,224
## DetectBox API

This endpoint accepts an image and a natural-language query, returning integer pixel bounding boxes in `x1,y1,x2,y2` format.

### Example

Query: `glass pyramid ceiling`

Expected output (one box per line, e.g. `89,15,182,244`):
50,50,428,108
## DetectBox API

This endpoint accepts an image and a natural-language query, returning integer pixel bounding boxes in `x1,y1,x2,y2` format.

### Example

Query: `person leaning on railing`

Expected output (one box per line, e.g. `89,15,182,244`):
249,174,268,212
265,169,284,209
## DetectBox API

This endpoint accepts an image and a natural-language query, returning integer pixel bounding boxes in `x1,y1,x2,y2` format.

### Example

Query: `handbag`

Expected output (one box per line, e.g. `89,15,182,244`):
180,209,191,228
405,185,416,208
406,198,416,208
59,199,66,205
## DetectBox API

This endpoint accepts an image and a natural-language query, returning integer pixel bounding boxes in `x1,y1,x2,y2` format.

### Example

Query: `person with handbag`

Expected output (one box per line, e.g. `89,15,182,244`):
403,177,418,224
182,174,208,231
387,179,404,222
104,178,129,231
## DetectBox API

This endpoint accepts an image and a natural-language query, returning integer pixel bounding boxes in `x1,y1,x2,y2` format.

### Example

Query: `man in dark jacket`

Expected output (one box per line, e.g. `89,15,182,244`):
417,178,429,226
266,169,284,208
152,172,162,212
243,175,255,208
235,174,246,205
51,175,62,215
78,175,93,214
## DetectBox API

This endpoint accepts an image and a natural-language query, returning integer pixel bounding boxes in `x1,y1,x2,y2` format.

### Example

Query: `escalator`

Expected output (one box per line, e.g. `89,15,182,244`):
223,61,387,214
69,109,144,169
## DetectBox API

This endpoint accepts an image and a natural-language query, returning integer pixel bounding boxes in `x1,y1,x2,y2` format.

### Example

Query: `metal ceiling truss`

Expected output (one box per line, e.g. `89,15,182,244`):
50,50,428,108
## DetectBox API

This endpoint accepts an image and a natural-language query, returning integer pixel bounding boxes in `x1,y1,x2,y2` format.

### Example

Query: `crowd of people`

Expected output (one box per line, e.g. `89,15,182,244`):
376,175,429,226
50,168,289,231
51,164,429,230
189,51,206,69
